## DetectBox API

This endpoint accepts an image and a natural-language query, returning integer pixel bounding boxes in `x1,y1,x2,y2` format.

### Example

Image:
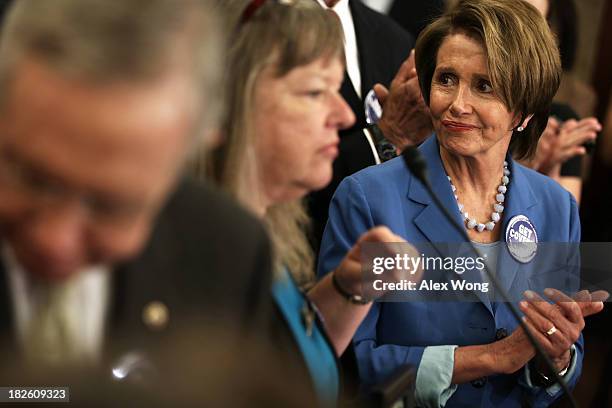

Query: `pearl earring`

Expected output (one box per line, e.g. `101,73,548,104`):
517,126,525,132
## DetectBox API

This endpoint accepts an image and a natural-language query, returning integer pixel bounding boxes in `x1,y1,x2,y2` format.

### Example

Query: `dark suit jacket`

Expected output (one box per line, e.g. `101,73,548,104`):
0,178,272,367
308,0,415,253
388,0,445,38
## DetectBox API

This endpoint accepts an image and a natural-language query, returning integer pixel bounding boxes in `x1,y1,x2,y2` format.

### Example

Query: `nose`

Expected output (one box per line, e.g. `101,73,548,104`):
23,200,89,278
330,92,356,130
449,85,473,116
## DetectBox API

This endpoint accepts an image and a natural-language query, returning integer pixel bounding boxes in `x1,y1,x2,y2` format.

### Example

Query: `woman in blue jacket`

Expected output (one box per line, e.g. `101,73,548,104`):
318,0,606,406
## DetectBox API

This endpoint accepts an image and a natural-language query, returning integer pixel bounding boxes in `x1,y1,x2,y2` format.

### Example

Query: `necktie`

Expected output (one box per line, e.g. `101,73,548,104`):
23,279,86,366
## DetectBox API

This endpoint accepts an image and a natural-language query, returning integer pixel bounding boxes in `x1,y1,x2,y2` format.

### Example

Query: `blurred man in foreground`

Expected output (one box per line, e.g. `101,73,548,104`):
0,0,271,373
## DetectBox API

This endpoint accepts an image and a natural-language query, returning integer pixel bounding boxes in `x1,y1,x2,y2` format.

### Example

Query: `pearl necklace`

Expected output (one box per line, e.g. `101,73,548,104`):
447,161,510,233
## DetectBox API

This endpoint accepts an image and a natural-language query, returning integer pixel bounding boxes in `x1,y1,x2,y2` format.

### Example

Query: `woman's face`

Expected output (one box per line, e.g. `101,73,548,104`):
429,33,519,160
253,56,354,203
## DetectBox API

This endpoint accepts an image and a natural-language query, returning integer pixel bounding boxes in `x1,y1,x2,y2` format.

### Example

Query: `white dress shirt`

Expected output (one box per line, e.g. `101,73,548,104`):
3,243,110,363
361,0,394,14
315,0,361,97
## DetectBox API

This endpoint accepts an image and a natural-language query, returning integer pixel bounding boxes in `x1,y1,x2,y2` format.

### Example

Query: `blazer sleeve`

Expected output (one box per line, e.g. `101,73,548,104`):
519,192,584,407
317,176,428,389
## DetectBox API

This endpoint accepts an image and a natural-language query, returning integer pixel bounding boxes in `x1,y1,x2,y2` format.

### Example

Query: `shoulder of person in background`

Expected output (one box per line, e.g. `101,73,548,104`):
352,0,415,63
387,0,446,38
117,177,273,335
340,0,416,135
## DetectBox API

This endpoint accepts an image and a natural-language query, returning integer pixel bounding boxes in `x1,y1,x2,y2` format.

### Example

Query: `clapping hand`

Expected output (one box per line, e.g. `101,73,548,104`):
529,117,601,176
519,288,608,372
375,50,432,150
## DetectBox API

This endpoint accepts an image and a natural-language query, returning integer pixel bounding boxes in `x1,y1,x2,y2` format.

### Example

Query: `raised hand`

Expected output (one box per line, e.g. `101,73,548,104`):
375,50,432,150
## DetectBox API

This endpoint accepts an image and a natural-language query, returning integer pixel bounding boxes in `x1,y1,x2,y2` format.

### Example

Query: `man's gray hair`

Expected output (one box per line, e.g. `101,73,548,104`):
0,0,225,138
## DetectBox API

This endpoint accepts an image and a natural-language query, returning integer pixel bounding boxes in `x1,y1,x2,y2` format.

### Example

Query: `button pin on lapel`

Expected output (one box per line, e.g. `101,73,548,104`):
142,301,169,331
505,215,538,263
364,89,382,125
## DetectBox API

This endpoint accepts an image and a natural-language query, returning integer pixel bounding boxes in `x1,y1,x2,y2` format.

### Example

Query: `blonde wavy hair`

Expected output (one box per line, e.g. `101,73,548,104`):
199,0,344,284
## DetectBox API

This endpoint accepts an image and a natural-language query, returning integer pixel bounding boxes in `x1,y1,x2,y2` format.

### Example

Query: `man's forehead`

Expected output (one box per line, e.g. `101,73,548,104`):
0,58,194,198
5,58,195,131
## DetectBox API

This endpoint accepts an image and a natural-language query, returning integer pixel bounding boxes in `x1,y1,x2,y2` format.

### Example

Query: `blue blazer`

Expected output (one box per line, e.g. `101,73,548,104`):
318,136,582,407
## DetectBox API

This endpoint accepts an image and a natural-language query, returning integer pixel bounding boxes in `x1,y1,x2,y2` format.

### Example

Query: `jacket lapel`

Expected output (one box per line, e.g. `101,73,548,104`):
339,71,365,135
406,137,541,315
408,137,465,246
496,160,539,297
406,138,494,309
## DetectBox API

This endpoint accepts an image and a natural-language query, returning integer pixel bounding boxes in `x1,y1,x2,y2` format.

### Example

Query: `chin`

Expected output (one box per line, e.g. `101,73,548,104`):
440,138,478,157
24,260,82,282
309,171,333,192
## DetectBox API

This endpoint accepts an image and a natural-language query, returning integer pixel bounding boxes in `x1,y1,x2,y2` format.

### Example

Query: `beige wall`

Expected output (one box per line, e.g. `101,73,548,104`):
574,0,606,83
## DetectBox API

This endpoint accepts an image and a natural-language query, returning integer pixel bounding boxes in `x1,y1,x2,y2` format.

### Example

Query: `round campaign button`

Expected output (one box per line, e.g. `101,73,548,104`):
505,215,538,263
364,88,383,125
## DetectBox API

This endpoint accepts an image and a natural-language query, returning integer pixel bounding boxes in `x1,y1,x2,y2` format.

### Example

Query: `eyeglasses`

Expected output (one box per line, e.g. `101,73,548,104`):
239,0,268,26
238,0,296,27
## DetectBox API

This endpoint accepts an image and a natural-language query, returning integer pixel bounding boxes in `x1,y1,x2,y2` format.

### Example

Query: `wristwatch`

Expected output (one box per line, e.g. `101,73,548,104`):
530,347,574,388
331,271,371,305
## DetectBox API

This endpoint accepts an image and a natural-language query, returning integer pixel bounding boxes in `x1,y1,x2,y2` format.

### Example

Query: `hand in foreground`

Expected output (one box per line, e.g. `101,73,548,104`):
333,226,422,301
375,50,432,150
519,288,608,372
489,288,607,375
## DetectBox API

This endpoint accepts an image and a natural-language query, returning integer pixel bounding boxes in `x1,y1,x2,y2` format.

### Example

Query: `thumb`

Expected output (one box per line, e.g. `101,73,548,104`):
373,83,389,105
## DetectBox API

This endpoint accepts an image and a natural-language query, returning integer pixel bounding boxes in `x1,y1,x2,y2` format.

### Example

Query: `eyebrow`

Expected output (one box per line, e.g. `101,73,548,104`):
434,65,491,79
1,145,137,205
2,145,72,187
434,65,455,72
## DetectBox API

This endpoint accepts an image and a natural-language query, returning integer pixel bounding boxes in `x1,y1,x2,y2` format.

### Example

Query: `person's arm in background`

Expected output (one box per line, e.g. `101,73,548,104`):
520,116,601,204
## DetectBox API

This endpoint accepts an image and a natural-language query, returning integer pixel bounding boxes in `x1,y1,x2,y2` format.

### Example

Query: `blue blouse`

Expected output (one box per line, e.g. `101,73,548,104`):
272,268,339,406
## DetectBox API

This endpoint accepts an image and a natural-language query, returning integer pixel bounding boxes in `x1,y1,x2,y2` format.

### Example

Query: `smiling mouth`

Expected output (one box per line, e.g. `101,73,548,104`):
442,120,478,132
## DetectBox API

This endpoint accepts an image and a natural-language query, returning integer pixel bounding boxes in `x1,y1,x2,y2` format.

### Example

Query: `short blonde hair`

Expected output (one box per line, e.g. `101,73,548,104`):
415,0,561,159
205,0,344,283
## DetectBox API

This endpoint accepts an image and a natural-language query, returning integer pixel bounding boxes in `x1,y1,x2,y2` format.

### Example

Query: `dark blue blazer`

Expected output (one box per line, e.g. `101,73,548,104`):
318,136,582,407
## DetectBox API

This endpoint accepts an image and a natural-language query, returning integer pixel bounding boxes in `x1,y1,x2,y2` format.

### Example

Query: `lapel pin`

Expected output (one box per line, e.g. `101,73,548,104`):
142,301,169,331
505,215,538,263
364,88,382,125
